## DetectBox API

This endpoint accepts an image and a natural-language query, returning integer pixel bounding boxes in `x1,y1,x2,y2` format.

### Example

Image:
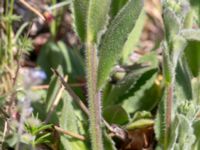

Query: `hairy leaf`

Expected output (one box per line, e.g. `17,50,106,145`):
72,0,88,42
110,0,128,19
104,66,150,106
175,61,193,100
176,114,196,150
184,41,200,77
193,120,200,149
60,92,88,150
181,29,200,41
87,0,111,43
97,0,144,89
104,52,158,106
163,8,180,46
172,35,187,68
154,89,168,149
122,10,146,62
122,69,158,113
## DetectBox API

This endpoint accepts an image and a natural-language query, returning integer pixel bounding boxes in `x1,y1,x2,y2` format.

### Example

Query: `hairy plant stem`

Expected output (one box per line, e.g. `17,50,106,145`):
197,74,200,104
6,0,14,64
86,44,103,150
162,49,175,149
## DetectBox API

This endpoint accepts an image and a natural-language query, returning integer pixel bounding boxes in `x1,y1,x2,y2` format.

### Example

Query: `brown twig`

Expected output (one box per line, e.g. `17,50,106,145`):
51,68,89,116
45,76,68,123
18,0,45,21
54,125,85,141
51,69,115,133
31,85,49,90
31,83,85,90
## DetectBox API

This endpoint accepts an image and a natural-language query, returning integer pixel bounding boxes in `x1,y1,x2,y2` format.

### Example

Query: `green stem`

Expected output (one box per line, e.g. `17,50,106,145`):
6,0,14,64
86,43,103,150
197,74,200,104
50,0,57,39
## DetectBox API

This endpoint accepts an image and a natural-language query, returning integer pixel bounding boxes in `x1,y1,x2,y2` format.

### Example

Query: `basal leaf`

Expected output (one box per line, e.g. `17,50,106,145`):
60,92,89,150
97,0,144,89
72,0,88,42
103,105,129,125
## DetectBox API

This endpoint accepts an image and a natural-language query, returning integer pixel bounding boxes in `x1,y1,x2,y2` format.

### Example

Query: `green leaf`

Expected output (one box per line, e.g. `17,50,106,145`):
37,42,63,80
97,0,144,89
189,0,200,25
122,69,158,113
110,0,128,19
193,120,200,149
46,75,60,112
103,132,117,150
34,133,51,145
181,29,200,41
87,0,111,43
122,10,146,62
57,41,73,73
184,41,200,77
154,89,168,148
167,116,180,150
176,114,196,150
172,35,187,68
184,10,194,29
103,52,158,106
72,0,88,42
103,105,129,125
175,61,193,100
162,44,173,84
163,8,180,45
103,66,150,106
60,92,88,150
37,41,84,81
126,119,154,130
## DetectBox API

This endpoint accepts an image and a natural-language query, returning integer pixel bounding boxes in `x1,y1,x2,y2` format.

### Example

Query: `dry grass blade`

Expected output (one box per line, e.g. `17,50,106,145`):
45,76,68,123
51,68,115,133
54,125,85,141
19,0,45,21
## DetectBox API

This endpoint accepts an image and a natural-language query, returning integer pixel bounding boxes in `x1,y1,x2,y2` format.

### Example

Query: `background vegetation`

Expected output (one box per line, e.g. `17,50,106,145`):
0,0,200,150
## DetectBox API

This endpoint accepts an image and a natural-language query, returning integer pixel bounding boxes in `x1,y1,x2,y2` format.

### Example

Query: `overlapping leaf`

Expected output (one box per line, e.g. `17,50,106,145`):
60,92,89,150
86,0,111,43
72,0,88,42
97,0,144,89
